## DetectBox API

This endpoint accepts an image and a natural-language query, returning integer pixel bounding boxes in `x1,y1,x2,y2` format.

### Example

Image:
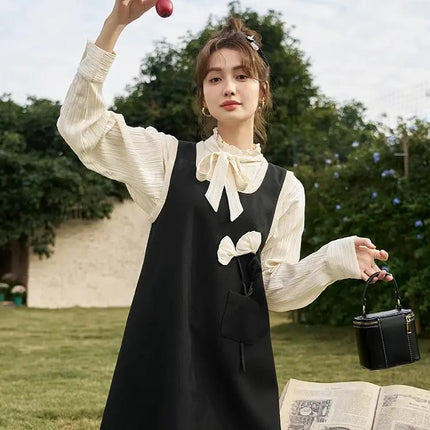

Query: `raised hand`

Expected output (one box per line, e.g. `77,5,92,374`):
108,0,158,27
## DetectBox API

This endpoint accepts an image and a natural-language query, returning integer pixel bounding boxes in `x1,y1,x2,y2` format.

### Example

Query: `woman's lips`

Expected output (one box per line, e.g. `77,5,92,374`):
221,104,240,110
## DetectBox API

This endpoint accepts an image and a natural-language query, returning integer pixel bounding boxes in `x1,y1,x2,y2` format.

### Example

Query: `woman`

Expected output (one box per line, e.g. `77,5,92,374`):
57,1,392,429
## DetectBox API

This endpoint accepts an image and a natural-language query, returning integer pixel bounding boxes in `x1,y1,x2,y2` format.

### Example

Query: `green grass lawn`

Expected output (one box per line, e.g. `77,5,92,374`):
1,307,428,429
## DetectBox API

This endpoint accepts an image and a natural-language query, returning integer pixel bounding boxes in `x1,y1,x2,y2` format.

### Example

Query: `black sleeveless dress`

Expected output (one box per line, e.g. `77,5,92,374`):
100,139,286,430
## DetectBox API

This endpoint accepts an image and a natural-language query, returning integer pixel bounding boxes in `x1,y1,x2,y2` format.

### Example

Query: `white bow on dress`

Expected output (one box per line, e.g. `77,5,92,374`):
217,231,262,265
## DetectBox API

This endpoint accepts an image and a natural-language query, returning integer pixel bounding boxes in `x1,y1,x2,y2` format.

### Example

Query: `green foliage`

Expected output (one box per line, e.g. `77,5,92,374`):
113,0,319,147
0,94,128,257
1,1,428,327
296,119,430,328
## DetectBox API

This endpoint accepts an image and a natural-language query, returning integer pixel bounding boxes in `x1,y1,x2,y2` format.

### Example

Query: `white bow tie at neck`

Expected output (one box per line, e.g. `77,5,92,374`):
217,231,262,266
196,151,253,222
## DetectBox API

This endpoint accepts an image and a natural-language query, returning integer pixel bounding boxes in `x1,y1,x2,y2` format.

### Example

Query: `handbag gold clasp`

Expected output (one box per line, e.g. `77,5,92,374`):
406,313,414,334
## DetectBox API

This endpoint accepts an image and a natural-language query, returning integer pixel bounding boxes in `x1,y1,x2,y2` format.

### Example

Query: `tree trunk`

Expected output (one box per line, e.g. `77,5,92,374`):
291,310,300,324
0,236,30,286
409,297,422,336
0,247,12,278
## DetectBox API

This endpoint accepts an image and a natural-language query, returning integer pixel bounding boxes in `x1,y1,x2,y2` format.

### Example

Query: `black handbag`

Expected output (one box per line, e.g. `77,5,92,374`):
353,272,420,370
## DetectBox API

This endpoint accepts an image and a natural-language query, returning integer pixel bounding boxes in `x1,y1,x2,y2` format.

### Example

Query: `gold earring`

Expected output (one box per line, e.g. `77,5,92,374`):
201,106,212,117
258,100,265,110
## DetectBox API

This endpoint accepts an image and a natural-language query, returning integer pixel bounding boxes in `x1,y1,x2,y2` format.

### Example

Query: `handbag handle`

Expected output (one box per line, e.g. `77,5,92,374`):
361,272,402,316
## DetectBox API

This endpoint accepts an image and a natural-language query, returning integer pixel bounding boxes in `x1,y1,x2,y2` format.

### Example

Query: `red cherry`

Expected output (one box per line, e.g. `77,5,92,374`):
156,0,173,18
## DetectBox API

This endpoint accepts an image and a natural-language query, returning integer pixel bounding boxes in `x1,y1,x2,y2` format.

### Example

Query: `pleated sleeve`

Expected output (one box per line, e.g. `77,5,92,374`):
261,171,361,312
56,40,178,222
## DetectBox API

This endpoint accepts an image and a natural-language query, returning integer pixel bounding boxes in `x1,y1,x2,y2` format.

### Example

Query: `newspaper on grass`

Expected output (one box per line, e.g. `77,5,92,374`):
279,379,430,430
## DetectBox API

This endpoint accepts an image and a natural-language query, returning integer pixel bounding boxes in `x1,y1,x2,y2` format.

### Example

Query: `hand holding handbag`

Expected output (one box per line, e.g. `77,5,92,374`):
353,272,420,370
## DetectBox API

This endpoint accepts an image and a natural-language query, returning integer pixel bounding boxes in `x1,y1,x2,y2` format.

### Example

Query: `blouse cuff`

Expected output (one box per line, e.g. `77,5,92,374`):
77,40,117,83
327,235,361,280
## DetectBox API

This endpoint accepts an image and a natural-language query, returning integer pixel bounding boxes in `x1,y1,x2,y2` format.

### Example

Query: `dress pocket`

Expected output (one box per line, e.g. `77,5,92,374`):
220,290,269,345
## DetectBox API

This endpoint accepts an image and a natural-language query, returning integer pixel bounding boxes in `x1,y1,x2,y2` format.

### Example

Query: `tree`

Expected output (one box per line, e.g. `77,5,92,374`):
3,1,427,326
296,118,430,330
1,0,332,287
113,1,320,147
0,94,128,286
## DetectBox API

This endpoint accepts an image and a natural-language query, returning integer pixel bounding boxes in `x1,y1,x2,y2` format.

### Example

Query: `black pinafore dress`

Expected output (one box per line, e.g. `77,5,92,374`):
100,139,286,430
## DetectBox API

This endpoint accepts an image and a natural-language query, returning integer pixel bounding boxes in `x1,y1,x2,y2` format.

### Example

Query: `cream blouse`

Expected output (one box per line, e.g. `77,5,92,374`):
57,40,362,312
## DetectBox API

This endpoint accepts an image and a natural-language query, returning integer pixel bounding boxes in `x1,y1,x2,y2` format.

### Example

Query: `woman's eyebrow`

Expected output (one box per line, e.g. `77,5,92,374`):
206,65,244,74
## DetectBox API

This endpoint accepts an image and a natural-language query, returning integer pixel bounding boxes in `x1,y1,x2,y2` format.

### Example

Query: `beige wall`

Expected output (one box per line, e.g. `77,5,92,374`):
27,200,151,308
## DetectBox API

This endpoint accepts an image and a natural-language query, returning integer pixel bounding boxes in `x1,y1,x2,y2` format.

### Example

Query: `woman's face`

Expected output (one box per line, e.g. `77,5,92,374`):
202,48,262,126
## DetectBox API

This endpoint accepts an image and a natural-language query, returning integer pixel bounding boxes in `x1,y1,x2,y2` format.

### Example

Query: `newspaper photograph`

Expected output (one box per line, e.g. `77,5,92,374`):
279,379,380,430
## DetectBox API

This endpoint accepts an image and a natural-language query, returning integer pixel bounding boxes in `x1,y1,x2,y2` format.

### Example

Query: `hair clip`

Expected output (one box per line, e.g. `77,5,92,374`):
244,34,269,66
245,35,260,51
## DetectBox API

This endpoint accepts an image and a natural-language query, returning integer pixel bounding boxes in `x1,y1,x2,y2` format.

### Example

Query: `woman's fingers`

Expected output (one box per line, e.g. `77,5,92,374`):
375,269,387,280
355,237,393,282
363,271,378,283
374,249,389,261
363,268,393,283
111,0,157,26
355,237,376,249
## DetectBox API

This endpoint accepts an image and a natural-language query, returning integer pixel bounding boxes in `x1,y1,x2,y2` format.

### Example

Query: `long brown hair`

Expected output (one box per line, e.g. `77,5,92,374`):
194,17,272,147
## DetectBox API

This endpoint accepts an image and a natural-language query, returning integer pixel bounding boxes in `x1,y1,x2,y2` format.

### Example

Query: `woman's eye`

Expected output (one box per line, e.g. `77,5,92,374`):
208,75,248,83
